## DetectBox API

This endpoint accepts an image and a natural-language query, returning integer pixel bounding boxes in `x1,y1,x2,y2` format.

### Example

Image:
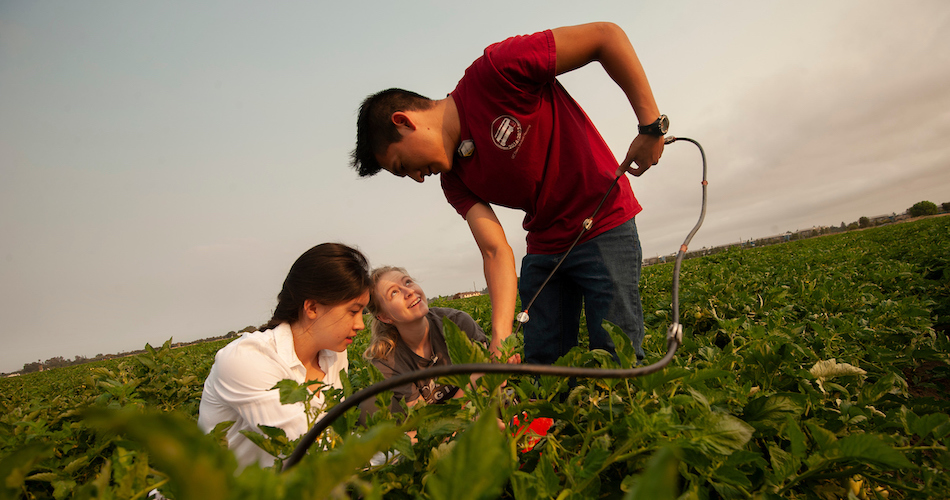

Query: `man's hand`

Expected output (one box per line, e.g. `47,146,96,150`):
616,133,665,177
505,353,522,364
488,341,521,364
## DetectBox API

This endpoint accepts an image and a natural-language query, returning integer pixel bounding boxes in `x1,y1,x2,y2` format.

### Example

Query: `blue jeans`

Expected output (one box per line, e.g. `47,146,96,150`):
519,218,645,364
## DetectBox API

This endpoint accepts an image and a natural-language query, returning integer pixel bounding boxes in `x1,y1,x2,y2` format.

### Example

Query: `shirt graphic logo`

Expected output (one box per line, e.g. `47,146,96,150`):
491,115,523,151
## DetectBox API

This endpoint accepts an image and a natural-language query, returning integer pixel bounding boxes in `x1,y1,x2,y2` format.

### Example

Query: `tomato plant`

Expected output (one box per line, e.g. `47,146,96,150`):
2,217,948,499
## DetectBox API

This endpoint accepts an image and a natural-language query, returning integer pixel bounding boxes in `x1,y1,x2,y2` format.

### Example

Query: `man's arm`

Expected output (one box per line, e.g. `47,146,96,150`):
465,202,517,357
552,22,664,176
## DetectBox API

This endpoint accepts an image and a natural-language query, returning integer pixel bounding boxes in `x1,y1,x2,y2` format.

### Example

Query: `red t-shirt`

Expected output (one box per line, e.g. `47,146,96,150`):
442,29,641,254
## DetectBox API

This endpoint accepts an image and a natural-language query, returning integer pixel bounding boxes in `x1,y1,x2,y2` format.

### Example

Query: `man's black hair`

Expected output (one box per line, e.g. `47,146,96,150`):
351,88,434,177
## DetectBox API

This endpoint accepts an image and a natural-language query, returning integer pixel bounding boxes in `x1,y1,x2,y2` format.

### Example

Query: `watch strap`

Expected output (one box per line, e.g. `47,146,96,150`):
638,115,669,136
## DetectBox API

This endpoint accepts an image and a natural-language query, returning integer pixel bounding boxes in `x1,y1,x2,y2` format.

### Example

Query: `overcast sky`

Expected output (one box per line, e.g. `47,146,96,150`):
2,1,948,373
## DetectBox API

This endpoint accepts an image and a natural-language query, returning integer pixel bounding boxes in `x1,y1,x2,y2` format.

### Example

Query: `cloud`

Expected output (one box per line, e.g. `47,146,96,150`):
640,5,950,251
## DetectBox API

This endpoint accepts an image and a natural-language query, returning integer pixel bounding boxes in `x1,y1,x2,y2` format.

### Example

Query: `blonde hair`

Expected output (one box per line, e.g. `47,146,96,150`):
363,266,414,361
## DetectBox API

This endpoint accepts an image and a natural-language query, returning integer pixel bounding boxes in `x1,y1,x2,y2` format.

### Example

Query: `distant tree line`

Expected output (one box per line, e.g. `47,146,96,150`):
19,354,116,374
11,325,258,376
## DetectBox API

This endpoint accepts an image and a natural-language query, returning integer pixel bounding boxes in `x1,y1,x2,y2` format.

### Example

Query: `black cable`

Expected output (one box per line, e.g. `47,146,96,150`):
667,137,707,327
283,136,707,471
514,174,621,332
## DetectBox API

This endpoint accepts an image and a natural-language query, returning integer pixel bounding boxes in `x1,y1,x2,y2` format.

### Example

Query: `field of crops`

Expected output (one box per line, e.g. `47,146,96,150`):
2,216,948,500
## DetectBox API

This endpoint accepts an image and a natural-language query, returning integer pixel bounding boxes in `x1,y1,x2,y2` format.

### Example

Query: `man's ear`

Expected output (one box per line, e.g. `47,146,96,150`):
391,111,416,131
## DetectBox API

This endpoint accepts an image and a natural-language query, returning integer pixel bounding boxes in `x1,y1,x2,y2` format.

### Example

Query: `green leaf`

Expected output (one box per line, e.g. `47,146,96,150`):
340,367,354,398
239,429,286,459
910,412,950,439
426,403,514,500
576,447,610,483
837,434,914,470
785,415,807,458
804,421,838,451
25,472,59,482
604,320,637,369
691,413,754,455
623,446,679,500
742,394,804,435
767,443,801,481
441,318,490,389
537,452,562,495
272,379,313,406
443,317,490,365
510,471,542,499
860,372,899,404
712,462,752,490
52,480,76,500
207,420,235,449
62,455,91,475
135,354,159,371
257,424,289,442
390,432,417,462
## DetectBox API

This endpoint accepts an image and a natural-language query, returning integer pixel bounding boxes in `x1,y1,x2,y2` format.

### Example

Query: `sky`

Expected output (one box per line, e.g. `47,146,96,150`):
2,1,949,374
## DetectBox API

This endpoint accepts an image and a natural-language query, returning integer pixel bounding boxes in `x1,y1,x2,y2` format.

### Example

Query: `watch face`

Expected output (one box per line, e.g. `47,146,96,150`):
640,115,669,136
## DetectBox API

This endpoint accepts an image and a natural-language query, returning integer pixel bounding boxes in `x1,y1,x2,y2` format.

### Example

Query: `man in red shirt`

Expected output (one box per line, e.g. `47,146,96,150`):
351,22,667,364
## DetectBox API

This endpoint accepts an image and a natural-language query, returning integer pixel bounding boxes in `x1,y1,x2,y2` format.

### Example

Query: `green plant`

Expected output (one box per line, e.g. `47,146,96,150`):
2,217,948,499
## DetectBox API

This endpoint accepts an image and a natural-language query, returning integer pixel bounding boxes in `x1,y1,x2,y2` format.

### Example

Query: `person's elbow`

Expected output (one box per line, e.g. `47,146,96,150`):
479,239,512,262
592,22,630,53
591,21,623,37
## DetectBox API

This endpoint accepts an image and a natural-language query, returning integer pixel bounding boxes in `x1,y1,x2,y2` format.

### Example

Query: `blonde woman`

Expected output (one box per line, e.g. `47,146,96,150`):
364,266,497,407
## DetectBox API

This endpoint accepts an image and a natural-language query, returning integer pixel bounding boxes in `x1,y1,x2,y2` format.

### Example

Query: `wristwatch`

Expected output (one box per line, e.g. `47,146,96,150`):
638,115,669,136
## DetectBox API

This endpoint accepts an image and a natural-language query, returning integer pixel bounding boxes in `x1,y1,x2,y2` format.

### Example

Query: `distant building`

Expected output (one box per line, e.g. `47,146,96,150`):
451,291,482,300
868,213,900,225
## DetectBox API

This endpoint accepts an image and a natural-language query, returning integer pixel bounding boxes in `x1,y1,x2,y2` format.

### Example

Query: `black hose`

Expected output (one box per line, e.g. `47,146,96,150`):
668,137,707,327
514,174,621,333
283,136,707,471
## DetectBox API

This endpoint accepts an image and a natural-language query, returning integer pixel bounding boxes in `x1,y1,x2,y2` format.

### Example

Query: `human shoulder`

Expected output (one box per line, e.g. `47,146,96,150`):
210,325,299,388
214,328,278,365
371,352,401,379
479,29,556,89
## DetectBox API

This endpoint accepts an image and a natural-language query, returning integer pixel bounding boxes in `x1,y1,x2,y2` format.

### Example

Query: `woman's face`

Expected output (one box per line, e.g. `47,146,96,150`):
374,270,429,326
312,291,370,352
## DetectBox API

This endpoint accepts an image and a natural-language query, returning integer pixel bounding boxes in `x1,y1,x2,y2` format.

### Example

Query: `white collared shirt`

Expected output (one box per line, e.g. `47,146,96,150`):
197,322,348,469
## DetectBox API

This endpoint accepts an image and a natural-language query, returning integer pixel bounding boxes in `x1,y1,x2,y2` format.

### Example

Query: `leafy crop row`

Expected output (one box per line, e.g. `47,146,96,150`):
1,217,948,499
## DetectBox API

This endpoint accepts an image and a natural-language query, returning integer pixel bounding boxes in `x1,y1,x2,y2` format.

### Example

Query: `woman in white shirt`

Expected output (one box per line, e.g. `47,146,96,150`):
198,243,371,469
